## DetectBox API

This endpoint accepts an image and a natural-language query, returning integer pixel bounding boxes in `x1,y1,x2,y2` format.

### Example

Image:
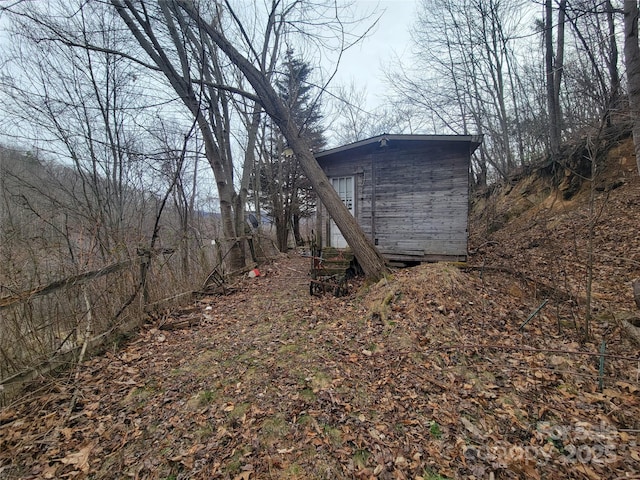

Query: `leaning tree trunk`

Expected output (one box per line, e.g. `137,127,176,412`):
179,2,388,281
625,0,640,175
110,0,247,272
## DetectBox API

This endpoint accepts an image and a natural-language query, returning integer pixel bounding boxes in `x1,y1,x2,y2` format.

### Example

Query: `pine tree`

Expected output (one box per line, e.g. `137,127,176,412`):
277,49,326,152
257,49,326,251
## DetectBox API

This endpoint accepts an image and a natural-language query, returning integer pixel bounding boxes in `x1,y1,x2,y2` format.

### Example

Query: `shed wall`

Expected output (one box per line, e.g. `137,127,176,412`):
317,141,470,262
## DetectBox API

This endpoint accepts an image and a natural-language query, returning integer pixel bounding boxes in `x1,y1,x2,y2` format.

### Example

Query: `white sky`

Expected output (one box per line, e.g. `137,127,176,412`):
0,1,419,149
332,0,418,110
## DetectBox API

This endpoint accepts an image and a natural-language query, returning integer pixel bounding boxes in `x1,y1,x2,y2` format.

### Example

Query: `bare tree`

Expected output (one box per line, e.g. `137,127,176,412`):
560,1,621,128
161,1,387,279
147,118,205,277
625,0,640,175
606,1,622,117
93,0,251,271
0,2,153,264
328,83,413,144
100,0,387,279
545,0,567,158
394,0,528,181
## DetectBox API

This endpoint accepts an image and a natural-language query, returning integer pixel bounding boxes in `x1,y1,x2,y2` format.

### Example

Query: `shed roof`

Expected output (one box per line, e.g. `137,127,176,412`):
316,134,482,159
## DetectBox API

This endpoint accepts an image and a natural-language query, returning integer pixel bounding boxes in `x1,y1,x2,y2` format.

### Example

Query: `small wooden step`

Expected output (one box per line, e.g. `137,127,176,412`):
309,246,359,296
321,247,354,262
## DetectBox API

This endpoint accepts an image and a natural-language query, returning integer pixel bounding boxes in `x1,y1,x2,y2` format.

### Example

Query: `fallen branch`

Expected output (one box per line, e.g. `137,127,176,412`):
158,316,201,331
0,259,135,310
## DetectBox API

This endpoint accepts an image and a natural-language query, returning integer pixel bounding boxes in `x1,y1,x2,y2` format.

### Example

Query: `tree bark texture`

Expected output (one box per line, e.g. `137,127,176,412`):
625,0,640,175
176,2,388,280
111,0,246,271
606,0,621,116
545,0,566,158
633,278,640,310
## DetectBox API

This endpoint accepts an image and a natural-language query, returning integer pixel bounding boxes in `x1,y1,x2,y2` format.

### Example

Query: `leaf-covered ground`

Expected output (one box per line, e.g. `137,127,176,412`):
1,141,640,479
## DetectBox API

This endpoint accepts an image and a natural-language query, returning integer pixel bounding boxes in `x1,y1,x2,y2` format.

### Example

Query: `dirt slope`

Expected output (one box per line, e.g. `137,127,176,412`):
1,140,640,480
470,135,640,315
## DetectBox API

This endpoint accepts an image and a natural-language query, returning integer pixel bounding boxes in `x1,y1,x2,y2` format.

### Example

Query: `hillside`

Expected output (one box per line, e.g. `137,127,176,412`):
470,132,640,324
0,137,639,479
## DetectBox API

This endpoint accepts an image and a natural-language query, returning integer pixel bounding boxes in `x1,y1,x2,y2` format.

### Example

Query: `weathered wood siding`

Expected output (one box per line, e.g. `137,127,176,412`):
317,139,471,262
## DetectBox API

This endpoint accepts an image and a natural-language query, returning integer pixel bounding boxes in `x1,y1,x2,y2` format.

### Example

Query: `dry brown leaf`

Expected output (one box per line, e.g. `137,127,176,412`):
460,417,484,439
233,471,252,480
577,464,604,480
615,381,639,393
5,226,640,480
59,443,94,473
42,463,58,479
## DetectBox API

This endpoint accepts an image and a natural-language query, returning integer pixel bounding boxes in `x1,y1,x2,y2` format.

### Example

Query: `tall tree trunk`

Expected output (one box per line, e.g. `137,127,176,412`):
180,3,388,280
292,212,303,246
546,0,566,158
199,116,245,272
554,1,566,132
625,0,640,175
606,0,620,122
274,215,286,252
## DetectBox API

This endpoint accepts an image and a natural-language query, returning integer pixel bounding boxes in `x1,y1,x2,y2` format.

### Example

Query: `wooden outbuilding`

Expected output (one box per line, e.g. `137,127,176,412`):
314,134,482,263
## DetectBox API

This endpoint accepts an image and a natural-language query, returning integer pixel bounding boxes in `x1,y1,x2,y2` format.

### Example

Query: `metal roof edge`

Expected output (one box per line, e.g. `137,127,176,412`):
316,134,483,158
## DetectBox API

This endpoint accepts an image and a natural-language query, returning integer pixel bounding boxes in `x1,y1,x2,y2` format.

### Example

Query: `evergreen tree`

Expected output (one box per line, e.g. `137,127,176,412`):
277,49,326,152
256,49,326,251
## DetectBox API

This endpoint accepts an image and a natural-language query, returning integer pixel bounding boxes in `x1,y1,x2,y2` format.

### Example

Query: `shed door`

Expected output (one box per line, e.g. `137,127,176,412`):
329,176,354,248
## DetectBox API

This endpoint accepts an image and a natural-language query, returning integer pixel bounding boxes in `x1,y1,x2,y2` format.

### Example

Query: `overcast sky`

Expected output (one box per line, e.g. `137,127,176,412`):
332,0,418,110
0,1,419,148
